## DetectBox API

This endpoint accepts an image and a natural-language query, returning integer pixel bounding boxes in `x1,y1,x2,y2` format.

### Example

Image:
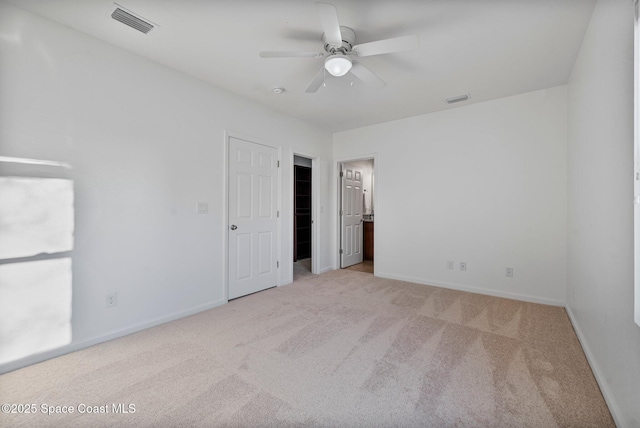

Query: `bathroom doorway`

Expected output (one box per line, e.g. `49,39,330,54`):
338,158,374,274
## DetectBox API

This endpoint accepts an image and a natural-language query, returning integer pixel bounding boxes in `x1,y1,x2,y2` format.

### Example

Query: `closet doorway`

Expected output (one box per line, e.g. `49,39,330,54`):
293,155,314,279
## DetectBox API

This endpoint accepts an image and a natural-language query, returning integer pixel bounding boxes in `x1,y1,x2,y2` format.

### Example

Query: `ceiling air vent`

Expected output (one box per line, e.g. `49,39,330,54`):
111,7,154,34
445,94,470,104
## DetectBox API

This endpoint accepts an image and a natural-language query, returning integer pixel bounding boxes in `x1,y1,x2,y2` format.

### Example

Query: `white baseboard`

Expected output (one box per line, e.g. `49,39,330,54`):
280,278,293,286
318,265,335,274
565,306,624,428
375,272,565,307
0,298,227,375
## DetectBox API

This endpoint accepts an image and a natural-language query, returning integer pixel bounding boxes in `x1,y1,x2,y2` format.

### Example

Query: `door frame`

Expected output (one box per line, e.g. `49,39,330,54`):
336,153,377,273
291,152,319,275
224,131,281,302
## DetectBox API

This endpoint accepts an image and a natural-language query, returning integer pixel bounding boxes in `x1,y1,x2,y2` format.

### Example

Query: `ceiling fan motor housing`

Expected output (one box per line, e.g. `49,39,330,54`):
323,26,355,54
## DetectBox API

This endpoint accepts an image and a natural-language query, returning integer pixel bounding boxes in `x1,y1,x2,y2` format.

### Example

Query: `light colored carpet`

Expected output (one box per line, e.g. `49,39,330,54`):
0,269,613,427
293,258,313,280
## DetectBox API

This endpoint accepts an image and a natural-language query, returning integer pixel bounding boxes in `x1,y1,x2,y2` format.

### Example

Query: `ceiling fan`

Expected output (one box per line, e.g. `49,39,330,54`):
259,2,419,93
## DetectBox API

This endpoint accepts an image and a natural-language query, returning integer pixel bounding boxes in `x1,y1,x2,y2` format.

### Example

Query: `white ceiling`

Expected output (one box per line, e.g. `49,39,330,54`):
7,0,596,132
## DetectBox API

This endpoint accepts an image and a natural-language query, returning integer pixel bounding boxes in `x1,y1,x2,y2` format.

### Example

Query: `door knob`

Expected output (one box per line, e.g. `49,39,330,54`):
230,225,237,230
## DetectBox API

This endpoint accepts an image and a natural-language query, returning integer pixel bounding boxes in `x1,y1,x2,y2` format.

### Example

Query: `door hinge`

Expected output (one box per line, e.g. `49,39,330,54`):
277,210,280,218
277,160,280,168
340,171,344,178
340,210,343,216
277,261,279,268
339,249,343,254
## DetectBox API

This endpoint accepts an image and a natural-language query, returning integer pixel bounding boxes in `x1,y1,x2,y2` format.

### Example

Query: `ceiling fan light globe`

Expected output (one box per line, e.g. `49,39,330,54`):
324,55,352,77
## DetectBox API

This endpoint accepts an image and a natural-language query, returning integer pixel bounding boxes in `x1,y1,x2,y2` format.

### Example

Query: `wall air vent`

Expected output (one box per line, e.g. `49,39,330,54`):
111,7,154,34
445,94,470,104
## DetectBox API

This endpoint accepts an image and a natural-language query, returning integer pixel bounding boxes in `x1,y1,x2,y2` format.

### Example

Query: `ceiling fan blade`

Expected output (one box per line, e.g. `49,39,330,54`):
352,34,419,57
350,62,385,89
260,51,323,58
305,67,326,93
316,2,342,48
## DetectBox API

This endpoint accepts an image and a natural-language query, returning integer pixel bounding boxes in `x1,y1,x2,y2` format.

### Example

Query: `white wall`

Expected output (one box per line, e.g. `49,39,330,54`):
0,1,333,372
567,0,640,426
335,87,568,305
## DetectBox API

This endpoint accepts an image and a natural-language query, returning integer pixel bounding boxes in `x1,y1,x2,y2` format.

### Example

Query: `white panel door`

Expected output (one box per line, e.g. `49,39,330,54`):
341,164,363,268
228,137,278,299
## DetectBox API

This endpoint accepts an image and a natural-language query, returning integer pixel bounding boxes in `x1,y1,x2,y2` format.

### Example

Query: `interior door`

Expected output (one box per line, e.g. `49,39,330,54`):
228,137,278,299
341,164,363,268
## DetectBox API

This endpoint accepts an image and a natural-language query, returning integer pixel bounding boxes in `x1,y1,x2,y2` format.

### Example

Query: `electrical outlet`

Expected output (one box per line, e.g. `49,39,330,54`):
106,293,118,308
447,260,454,270
506,267,514,277
460,262,467,271
196,202,208,214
